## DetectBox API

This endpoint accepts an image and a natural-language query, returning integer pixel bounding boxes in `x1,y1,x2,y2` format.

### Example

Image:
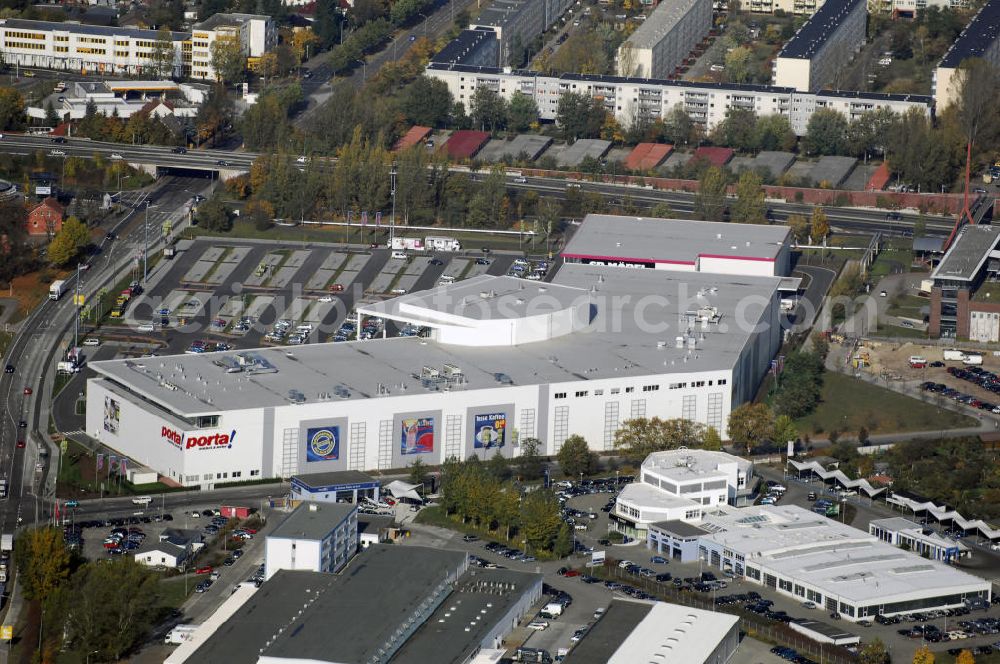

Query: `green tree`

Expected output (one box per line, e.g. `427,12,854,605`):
519,489,562,553
724,46,753,84
664,105,695,145
613,417,705,463
469,87,507,132
731,170,766,224
556,91,605,141
694,166,728,222
773,415,798,446
858,638,890,664
495,489,520,541
408,458,430,488
811,207,830,242
727,403,775,453
0,86,26,131
702,426,723,451
401,75,453,128
753,114,797,152
553,522,574,558
64,559,160,661
487,451,511,482
507,91,539,132
210,34,246,84
515,438,544,481
195,196,231,231
558,434,595,478
788,214,809,243
148,28,176,77
48,216,89,265
14,527,70,600
912,645,935,664
712,107,757,152
804,108,849,156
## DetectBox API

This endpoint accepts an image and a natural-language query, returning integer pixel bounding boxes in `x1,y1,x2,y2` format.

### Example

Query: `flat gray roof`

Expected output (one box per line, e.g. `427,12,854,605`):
558,139,612,167
808,156,857,187
497,134,552,161
269,502,356,541
746,151,795,177
939,0,1000,68
392,568,542,664
933,224,1000,282
793,619,858,641
293,470,379,489
191,545,468,663
623,0,708,50
650,519,710,538
90,266,780,417
0,17,189,40
472,0,532,28
870,517,922,532
562,214,790,264
778,0,863,59
563,600,653,664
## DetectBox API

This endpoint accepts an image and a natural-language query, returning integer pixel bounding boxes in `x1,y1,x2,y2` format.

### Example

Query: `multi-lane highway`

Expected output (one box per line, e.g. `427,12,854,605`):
0,134,958,238
0,176,212,536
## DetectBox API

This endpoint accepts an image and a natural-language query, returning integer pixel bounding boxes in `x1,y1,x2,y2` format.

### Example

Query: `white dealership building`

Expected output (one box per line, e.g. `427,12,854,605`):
85,216,788,488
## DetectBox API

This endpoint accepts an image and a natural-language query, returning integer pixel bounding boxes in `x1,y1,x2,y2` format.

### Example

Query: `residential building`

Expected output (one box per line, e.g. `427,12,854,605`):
772,0,867,92
190,13,275,81
616,0,713,79
470,0,572,66
425,63,932,136
933,0,1000,109
0,14,274,81
264,501,358,580
26,197,63,237
430,28,500,68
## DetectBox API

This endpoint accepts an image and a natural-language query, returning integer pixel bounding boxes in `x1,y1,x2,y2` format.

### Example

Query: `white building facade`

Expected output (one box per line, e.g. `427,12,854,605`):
426,63,932,136
264,502,358,580
772,0,867,92
616,0,713,79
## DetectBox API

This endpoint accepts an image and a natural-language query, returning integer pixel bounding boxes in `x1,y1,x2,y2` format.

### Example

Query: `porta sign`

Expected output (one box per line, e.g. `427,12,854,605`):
162,426,236,451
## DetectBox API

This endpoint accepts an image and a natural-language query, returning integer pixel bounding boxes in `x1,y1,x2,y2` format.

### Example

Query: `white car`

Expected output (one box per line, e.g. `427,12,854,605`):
50,149,65,156
82,338,101,346
296,155,308,163
709,64,725,72
137,323,155,332
190,511,201,518
110,153,123,160
318,295,334,303
527,621,549,631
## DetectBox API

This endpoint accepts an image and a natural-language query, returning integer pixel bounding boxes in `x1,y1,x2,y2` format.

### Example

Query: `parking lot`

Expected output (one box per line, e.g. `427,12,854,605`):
91,238,518,355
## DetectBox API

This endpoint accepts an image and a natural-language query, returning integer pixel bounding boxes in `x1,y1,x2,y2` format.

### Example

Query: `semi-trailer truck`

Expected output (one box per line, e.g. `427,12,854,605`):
49,280,66,300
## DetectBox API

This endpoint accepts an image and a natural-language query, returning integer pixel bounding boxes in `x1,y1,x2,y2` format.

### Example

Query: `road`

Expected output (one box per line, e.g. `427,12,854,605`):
0,135,961,238
0,175,213,538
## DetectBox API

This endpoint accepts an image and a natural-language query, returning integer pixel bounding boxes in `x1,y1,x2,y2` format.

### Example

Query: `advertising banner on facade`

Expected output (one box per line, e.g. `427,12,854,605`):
103,397,120,434
306,425,340,462
473,412,506,449
400,417,434,455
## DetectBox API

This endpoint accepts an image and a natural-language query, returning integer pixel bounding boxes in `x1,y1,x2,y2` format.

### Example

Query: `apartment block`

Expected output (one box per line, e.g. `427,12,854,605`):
616,0,713,79
772,0,867,92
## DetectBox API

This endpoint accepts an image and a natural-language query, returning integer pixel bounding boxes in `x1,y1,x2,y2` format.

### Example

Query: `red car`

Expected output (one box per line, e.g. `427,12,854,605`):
564,569,581,577
195,566,213,575
329,284,344,293
23,387,32,395
15,440,25,449
242,528,257,535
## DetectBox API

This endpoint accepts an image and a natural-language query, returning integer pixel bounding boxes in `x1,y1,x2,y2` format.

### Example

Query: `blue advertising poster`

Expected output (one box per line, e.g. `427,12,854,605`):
473,412,506,449
400,417,434,455
306,426,340,462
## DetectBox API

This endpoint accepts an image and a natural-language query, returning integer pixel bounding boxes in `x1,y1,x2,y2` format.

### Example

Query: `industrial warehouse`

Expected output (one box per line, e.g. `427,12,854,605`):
84,216,788,487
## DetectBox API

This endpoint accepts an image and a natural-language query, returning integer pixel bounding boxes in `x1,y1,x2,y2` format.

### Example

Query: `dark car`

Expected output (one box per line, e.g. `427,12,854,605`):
430,258,444,266
17,420,26,428
172,146,187,154
216,159,230,166
4,365,13,373
51,136,66,144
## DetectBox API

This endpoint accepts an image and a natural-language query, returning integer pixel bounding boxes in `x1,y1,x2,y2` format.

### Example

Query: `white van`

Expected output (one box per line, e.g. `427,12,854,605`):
132,496,152,506
391,251,408,260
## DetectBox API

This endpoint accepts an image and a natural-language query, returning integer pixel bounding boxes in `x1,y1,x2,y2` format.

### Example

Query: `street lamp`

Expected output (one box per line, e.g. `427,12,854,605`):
355,59,367,82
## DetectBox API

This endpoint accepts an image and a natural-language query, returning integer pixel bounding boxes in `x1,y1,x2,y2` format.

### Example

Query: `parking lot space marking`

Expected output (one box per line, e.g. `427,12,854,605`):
221,246,253,264
403,256,433,276
369,268,403,295
303,300,335,325
204,259,240,286
244,252,285,288
393,274,421,294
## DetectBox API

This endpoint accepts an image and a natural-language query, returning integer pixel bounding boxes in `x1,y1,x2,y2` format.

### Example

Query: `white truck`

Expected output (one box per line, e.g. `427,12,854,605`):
964,353,984,366
0,480,7,499
1,534,13,552
390,237,424,251
539,602,564,619
57,361,79,375
943,349,966,362
425,236,462,251
49,280,66,300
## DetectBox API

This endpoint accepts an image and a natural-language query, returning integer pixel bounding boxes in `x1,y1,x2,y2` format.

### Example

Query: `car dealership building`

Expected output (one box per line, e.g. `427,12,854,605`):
85,216,788,487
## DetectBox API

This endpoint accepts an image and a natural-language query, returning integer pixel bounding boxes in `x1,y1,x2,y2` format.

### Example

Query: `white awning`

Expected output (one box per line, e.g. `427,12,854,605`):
386,480,422,501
